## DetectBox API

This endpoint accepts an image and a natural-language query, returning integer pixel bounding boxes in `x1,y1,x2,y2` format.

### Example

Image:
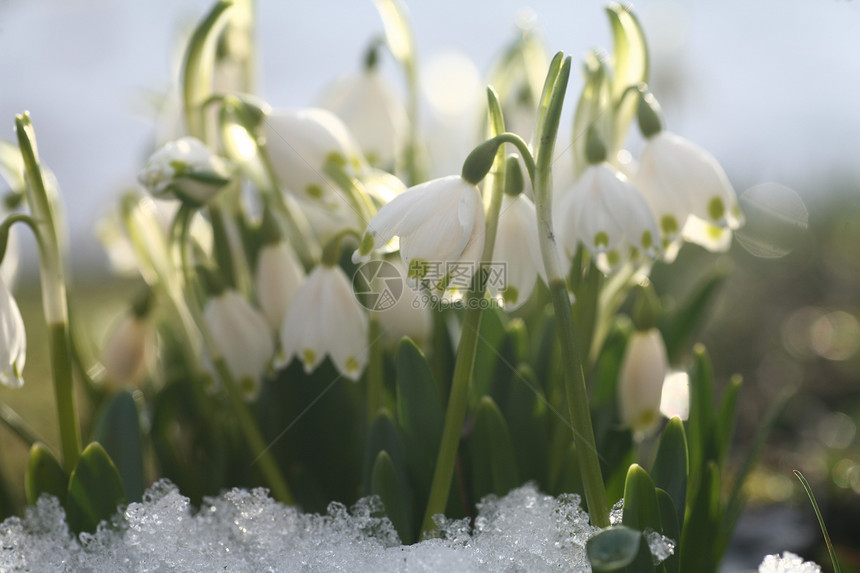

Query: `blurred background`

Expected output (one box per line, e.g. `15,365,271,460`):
1,0,859,570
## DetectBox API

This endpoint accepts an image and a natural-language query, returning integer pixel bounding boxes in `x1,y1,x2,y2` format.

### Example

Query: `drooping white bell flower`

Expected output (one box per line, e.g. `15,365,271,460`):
204,289,274,400
101,311,154,388
263,108,367,201
0,276,25,388
556,163,661,274
636,131,744,249
138,137,232,205
353,175,485,292
320,69,408,169
277,264,369,381
490,193,544,310
618,328,669,437
256,240,306,332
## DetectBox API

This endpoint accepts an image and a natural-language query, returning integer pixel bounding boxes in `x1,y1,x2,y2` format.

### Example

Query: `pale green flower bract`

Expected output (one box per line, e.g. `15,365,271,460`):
0,277,25,388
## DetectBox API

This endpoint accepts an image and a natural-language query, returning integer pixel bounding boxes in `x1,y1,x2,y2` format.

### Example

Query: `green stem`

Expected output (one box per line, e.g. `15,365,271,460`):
48,323,80,472
323,160,376,225
0,401,44,447
420,86,508,536
213,357,295,505
420,301,483,534
366,318,385,420
530,56,610,527
15,113,81,472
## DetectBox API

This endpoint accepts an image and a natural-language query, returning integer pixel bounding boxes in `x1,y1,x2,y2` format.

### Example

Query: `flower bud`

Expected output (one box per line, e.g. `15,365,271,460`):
101,302,154,388
138,137,233,205
618,328,668,437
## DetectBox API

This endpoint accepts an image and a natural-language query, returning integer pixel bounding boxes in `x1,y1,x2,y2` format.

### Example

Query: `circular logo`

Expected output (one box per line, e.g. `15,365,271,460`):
352,260,404,311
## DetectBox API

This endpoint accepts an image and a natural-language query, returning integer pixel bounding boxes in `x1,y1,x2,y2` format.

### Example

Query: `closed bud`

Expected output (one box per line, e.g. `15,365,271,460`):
138,137,233,205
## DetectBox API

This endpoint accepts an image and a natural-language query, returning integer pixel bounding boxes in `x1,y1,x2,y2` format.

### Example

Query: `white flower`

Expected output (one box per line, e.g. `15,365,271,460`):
256,240,306,332
101,312,154,387
660,371,690,421
320,69,408,169
556,163,661,273
263,108,366,201
353,175,485,292
278,265,368,381
0,277,25,388
618,328,668,437
490,194,544,310
758,552,821,573
635,131,743,250
204,290,274,399
138,137,232,205
371,257,432,345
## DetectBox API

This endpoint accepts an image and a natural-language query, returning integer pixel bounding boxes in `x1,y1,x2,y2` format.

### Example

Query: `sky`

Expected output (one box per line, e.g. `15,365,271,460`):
1,0,859,272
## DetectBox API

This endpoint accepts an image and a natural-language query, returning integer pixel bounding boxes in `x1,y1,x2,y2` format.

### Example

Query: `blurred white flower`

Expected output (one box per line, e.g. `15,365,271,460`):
138,137,232,205
101,311,154,388
491,193,544,310
256,240,305,332
556,163,661,274
372,257,432,345
635,131,743,253
320,69,407,169
204,290,273,400
353,175,485,292
659,370,690,421
278,264,368,381
0,276,25,388
263,108,366,201
618,328,668,437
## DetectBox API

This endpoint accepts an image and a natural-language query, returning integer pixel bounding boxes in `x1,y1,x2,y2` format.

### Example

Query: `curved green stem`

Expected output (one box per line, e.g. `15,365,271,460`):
530,56,610,527
420,87,508,536
323,159,376,226
366,318,385,420
213,357,295,504
15,113,80,472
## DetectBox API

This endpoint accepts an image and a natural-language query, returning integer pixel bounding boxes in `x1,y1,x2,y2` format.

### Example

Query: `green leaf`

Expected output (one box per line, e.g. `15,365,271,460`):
605,3,649,151
591,318,632,407
395,338,444,496
372,0,414,67
94,391,145,502
471,306,508,404
586,526,645,572
470,396,520,499
371,450,414,543
716,375,742,469
66,442,127,534
622,464,662,534
655,488,680,573
662,263,730,363
363,410,406,494
680,461,720,573
25,443,67,506
501,365,550,487
686,345,715,484
651,417,688,531
182,0,235,141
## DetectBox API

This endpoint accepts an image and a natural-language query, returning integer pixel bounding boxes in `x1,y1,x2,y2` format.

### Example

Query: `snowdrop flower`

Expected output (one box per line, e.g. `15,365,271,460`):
204,285,273,400
101,310,154,388
660,370,690,421
320,67,407,169
278,264,368,381
556,162,661,274
353,175,485,292
138,137,232,205
490,159,544,310
255,209,306,332
634,90,743,255
0,276,25,388
263,108,366,201
618,328,669,437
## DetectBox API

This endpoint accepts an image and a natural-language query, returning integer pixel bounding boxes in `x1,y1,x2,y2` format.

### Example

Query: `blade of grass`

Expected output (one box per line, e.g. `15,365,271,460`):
794,470,841,573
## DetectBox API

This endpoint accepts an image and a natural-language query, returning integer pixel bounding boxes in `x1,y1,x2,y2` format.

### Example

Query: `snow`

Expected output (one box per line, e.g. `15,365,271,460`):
0,480,812,572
